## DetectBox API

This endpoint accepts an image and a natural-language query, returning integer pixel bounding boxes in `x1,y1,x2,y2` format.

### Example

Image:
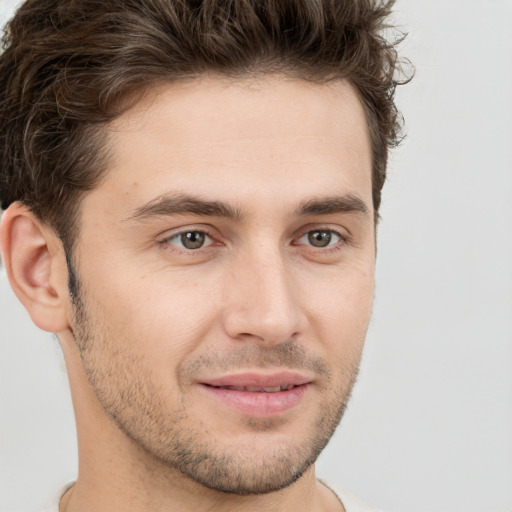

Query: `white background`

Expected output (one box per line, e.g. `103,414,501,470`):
1,0,511,511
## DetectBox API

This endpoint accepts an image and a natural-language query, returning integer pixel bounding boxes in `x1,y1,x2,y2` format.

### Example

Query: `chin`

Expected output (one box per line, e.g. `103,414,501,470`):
173,445,319,495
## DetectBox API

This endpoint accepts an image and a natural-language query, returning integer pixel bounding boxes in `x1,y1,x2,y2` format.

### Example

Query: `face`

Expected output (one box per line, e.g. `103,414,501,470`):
68,77,375,494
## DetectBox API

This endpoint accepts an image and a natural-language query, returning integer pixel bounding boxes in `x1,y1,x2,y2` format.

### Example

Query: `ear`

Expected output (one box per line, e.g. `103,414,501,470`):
0,203,71,332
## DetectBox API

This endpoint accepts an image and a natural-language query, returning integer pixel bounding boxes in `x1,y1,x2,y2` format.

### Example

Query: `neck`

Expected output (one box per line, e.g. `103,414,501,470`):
60,467,342,512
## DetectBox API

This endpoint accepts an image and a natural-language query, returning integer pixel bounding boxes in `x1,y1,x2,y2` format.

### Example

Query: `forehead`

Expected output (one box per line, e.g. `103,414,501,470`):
86,76,372,219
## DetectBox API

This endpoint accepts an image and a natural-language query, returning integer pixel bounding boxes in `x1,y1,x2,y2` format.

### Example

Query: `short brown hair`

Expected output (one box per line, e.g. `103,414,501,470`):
0,0,408,249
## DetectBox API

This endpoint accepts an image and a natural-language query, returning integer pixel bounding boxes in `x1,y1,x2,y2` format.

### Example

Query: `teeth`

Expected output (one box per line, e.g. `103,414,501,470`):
221,385,295,392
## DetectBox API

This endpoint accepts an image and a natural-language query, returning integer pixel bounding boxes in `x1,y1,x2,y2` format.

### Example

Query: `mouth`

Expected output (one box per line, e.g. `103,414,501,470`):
198,372,312,417
206,384,298,392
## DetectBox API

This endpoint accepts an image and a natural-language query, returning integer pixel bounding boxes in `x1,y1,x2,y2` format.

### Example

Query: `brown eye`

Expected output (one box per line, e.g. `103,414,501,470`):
307,230,334,247
169,230,211,250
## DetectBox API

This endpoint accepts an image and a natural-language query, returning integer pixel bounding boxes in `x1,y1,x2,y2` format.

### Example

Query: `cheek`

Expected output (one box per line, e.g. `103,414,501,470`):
84,266,223,364
304,266,374,357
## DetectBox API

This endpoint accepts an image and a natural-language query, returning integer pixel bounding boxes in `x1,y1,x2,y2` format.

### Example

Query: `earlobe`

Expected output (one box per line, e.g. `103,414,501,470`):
0,203,71,333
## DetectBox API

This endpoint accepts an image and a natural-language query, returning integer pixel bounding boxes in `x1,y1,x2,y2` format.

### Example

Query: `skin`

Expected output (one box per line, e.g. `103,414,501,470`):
0,76,375,512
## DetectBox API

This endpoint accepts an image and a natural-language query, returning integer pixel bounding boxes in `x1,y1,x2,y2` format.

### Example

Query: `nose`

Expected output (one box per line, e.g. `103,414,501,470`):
222,245,305,345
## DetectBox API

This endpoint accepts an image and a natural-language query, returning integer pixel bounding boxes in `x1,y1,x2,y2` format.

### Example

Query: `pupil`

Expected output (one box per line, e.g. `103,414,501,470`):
308,230,331,247
181,231,205,249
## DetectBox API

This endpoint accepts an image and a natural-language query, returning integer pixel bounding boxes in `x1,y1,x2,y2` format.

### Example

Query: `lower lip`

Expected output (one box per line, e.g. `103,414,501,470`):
199,384,309,417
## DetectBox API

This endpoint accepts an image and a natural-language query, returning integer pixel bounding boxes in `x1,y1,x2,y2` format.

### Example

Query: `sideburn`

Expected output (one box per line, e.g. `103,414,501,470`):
64,246,89,353
65,248,81,303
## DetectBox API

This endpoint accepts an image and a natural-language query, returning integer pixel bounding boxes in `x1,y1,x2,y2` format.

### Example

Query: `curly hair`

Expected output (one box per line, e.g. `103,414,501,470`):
0,0,409,249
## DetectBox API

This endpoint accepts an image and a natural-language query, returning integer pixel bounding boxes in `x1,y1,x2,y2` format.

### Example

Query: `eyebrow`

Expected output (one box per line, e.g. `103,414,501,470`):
124,192,370,224
124,193,245,222
295,195,370,217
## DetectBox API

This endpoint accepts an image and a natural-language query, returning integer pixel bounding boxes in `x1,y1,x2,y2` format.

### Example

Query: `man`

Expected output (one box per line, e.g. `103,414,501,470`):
0,1,406,510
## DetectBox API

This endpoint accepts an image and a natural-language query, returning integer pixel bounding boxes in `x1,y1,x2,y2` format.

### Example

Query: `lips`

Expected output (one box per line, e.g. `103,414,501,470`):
212,384,296,392
198,372,312,417
200,371,311,389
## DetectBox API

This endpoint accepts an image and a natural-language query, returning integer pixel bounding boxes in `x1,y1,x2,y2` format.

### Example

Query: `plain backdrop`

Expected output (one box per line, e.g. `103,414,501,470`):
1,1,511,511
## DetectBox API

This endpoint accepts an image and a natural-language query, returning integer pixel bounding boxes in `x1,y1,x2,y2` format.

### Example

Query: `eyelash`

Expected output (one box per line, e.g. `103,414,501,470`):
159,229,217,254
294,228,348,252
159,227,349,255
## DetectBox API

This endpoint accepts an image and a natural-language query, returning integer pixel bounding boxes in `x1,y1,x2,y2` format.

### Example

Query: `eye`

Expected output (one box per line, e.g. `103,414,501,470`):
167,230,213,250
297,229,342,248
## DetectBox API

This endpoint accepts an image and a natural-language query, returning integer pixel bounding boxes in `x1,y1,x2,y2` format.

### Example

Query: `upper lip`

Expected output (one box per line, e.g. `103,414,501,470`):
199,371,312,388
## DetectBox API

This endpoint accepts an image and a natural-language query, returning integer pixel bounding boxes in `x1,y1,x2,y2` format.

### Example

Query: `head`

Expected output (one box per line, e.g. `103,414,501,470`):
0,0,407,499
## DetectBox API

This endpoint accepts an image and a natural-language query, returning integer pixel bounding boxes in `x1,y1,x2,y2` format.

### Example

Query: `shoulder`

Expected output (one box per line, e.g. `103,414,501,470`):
40,483,74,512
320,480,387,512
